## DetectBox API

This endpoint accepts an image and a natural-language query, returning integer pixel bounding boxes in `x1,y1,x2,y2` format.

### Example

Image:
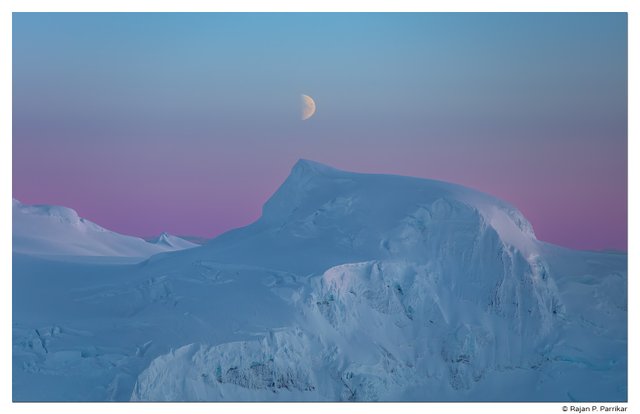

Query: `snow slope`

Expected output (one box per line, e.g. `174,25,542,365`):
12,199,196,258
12,160,627,401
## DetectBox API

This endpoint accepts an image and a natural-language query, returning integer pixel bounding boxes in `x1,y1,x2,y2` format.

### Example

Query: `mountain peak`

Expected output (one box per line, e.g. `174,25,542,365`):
150,232,199,250
230,158,540,274
291,159,340,178
150,232,174,246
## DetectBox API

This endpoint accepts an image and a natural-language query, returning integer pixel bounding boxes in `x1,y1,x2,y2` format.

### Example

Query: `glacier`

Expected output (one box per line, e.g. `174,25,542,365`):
12,159,627,401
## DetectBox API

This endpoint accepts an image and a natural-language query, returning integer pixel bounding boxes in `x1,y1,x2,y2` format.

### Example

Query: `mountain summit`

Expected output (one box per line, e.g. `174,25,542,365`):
202,159,538,274
149,232,198,250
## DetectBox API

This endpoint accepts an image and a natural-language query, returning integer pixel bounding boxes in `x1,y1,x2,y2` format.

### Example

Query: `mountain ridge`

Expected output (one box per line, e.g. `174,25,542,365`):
12,198,197,258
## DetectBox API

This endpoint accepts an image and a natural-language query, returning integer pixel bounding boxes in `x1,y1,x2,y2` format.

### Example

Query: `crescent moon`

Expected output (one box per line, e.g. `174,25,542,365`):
301,94,316,120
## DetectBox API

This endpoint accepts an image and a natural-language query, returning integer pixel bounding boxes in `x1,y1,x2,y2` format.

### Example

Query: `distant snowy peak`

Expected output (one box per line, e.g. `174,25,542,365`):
149,232,198,250
152,232,173,245
12,199,196,258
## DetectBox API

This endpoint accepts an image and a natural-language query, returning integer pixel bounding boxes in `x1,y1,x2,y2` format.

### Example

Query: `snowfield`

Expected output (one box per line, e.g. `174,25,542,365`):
13,199,197,258
12,159,627,401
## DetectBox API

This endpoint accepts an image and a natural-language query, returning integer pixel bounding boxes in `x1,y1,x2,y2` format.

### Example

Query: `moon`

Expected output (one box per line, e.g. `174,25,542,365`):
301,94,316,120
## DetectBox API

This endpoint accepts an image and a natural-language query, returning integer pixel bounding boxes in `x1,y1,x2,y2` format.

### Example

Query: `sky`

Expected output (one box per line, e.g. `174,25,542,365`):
12,13,627,251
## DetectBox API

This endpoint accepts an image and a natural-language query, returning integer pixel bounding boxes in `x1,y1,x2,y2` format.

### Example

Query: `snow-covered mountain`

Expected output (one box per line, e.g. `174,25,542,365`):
12,160,627,402
148,232,199,250
196,158,539,273
12,199,197,258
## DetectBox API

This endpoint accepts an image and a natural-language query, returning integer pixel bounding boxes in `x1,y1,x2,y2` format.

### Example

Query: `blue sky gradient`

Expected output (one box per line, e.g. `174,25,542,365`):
13,13,627,250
